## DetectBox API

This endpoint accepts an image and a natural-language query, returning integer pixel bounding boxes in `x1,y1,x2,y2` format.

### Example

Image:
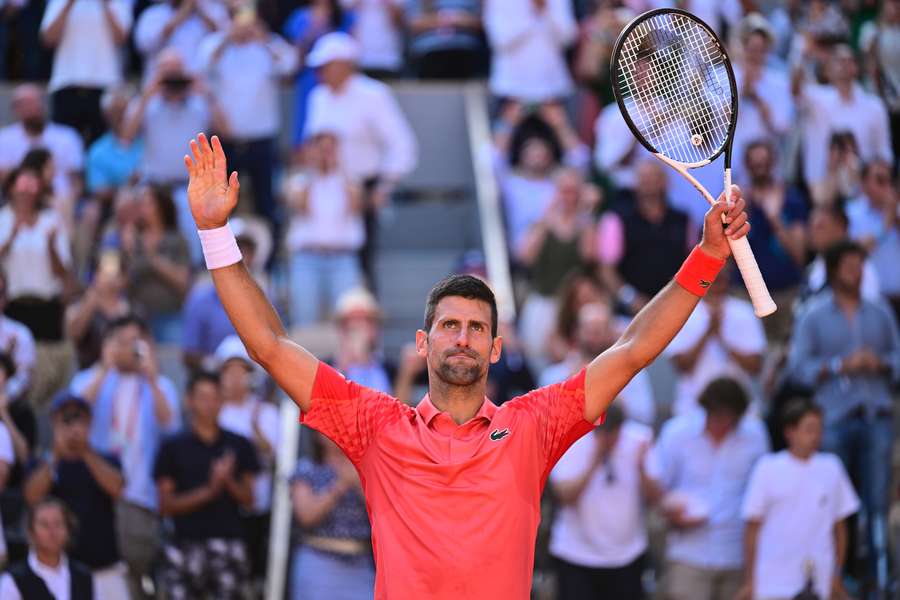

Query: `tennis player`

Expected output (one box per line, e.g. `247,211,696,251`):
184,133,750,599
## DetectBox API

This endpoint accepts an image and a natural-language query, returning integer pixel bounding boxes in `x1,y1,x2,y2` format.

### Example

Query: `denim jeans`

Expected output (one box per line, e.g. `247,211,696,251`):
289,251,362,326
822,413,893,590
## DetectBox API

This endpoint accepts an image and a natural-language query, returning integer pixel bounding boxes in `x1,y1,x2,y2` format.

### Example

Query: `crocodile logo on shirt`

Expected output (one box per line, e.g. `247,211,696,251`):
490,428,511,441
699,279,712,289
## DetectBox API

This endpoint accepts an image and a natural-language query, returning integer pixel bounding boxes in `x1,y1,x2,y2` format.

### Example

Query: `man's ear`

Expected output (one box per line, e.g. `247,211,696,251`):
489,335,503,364
415,330,427,358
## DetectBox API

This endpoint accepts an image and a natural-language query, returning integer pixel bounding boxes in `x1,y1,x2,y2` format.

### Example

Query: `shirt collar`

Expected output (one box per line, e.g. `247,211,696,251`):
28,551,68,578
416,394,497,426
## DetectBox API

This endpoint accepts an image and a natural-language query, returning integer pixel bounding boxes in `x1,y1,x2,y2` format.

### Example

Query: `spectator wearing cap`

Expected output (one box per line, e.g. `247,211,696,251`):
845,159,900,318
153,371,258,600
304,31,418,283
548,405,656,599
484,0,576,103
39,0,132,146
69,314,180,600
328,288,393,393
214,335,278,588
541,302,655,427
85,87,144,200
0,84,84,203
23,392,129,599
787,240,900,596
732,13,793,176
647,378,769,600
284,130,364,326
181,232,261,372
134,0,230,77
0,498,93,600
282,0,354,146
738,399,859,600
198,12,297,228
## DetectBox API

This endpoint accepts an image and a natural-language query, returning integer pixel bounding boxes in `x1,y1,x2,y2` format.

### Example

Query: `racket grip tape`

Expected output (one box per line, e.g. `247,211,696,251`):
727,235,777,317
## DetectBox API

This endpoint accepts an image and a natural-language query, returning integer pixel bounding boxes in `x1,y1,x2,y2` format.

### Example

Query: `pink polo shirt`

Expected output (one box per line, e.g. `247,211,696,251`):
300,361,597,599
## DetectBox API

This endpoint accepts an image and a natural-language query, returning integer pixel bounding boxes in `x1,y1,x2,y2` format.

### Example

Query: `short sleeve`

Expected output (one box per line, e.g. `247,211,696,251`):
831,456,860,521
152,438,175,482
301,362,410,463
548,433,593,484
506,368,595,476
40,0,65,32
740,458,770,521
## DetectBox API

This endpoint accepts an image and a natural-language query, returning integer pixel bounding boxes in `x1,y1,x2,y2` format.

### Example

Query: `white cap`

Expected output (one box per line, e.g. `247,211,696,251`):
214,335,254,369
306,32,359,68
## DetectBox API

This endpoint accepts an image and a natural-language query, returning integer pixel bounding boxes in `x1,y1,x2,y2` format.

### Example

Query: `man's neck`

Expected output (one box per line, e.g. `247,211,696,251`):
835,81,854,100
833,287,860,313
192,420,220,443
222,389,248,405
34,549,62,569
788,447,814,461
428,379,486,425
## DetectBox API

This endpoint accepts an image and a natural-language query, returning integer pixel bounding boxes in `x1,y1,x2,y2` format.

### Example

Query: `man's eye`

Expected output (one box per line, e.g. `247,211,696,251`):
471,323,484,332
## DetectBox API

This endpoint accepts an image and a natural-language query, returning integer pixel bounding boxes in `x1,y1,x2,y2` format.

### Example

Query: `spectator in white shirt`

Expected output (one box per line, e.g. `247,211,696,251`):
134,0,230,76
40,0,132,145
199,13,298,228
541,302,655,427
845,159,900,316
549,405,656,599
214,335,279,592
304,31,418,282
666,268,766,416
484,0,576,102
738,399,859,600
795,44,893,195
0,498,95,600
346,0,404,77
732,14,793,178
0,84,84,203
647,378,769,600
284,129,364,326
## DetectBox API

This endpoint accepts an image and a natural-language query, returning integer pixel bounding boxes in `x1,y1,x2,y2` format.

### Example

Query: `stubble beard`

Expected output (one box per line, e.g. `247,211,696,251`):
434,349,483,387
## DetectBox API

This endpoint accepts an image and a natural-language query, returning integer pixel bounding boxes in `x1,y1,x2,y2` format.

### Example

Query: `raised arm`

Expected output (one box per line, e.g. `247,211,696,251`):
184,134,318,411
583,189,750,422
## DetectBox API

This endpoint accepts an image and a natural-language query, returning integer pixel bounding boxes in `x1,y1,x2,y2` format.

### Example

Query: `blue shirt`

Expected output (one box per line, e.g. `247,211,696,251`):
788,291,900,425
740,187,808,292
846,194,900,296
292,458,371,541
85,132,143,193
181,280,235,358
70,368,181,510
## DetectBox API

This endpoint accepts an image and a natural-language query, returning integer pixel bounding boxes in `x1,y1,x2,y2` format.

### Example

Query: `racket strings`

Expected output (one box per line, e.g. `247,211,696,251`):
616,12,733,164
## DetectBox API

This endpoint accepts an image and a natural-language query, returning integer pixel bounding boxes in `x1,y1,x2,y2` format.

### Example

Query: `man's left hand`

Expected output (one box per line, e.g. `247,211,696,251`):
699,185,750,261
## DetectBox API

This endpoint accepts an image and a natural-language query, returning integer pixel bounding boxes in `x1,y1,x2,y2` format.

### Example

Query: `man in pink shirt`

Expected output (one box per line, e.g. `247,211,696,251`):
182,134,751,599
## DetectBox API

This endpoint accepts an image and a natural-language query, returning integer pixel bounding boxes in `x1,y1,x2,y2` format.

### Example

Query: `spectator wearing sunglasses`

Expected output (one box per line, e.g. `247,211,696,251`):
548,404,657,599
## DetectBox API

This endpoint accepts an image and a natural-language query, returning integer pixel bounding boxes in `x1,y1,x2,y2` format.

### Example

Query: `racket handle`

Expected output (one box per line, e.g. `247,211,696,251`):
727,235,777,317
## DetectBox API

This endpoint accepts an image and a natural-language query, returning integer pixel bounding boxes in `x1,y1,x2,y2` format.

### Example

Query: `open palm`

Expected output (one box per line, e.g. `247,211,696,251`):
184,133,240,230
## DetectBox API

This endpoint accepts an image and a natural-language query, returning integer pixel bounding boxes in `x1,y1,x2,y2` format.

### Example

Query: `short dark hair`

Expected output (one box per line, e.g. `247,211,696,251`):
698,377,749,418
187,370,220,395
424,274,498,337
781,398,823,430
824,239,866,285
27,497,76,537
104,314,148,339
0,352,16,380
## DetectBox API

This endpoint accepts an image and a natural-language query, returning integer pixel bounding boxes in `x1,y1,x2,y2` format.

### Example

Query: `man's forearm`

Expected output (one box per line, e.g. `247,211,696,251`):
743,521,760,583
618,282,701,369
84,451,124,499
161,485,218,516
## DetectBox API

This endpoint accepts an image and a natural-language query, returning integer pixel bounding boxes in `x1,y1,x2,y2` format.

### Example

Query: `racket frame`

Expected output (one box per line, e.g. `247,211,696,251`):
609,8,777,317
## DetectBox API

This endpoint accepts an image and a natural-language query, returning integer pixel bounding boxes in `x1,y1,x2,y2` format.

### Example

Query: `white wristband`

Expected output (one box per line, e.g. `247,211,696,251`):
197,223,243,270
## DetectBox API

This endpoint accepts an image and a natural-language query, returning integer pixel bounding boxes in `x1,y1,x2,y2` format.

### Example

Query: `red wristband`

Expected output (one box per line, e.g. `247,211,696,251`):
675,246,726,297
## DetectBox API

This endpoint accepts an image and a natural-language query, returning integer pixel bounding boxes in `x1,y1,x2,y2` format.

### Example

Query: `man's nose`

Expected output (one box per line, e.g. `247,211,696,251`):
455,328,470,347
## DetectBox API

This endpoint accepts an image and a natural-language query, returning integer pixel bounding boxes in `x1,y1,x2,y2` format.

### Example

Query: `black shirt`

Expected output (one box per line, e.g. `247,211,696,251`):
27,453,122,569
153,428,259,541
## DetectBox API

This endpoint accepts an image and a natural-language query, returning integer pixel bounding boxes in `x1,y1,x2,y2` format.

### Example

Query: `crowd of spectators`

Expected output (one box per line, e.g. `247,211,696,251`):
0,0,894,599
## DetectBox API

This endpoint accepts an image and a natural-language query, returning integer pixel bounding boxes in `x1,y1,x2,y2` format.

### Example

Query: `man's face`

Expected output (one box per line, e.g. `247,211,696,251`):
785,413,823,457
220,359,251,397
53,406,90,455
828,47,857,84
188,380,224,425
109,324,142,372
833,251,864,294
12,86,44,126
416,296,501,388
634,160,667,199
862,162,892,201
743,32,771,67
745,145,773,182
575,303,615,357
808,208,845,252
30,505,69,557
706,410,739,440
318,60,355,88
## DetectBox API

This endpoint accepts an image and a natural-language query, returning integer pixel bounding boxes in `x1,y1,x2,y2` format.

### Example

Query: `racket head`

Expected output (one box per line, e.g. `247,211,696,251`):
610,8,738,169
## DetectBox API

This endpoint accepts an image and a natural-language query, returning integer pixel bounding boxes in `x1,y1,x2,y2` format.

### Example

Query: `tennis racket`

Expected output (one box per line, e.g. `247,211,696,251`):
610,8,777,317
